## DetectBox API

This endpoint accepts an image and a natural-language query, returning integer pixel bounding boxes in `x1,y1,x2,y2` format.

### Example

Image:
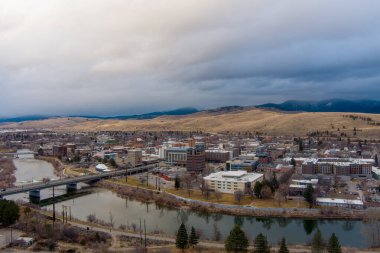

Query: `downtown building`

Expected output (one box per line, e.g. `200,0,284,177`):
204,171,263,194
302,158,373,178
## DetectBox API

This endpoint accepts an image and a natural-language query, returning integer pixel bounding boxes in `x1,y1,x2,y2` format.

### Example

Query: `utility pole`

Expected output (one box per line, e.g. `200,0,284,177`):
69,206,71,221
146,171,149,187
62,205,65,223
144,219,147,248
125,166,128,183
139,218,143,247
65,206,68,223
52,186,56,222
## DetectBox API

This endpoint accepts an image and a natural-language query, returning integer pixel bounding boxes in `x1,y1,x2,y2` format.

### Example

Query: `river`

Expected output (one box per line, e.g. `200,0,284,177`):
7,151,372,248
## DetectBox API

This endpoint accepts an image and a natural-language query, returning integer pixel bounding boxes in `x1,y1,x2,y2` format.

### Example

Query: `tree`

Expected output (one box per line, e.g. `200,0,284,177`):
311,229,325,253
270,172,279,190
375,154,379,167
182,174,193,197
327,233,341,253
278,237,289,253
254,181,263,198
253,233,270,253
260,185,273,199
304,184,315,208
234,190,244,203
290,157,296,167
176,223,188,251
174,176,181,190
0,199,19,226
188,226,199,248
214,190,223,201
224,225,249,253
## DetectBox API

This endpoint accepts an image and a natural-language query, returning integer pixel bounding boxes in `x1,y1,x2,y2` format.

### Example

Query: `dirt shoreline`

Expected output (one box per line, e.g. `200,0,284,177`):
98,180,366,220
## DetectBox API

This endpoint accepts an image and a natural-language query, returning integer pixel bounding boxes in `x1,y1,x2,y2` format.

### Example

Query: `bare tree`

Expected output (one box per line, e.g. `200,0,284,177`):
234,190,244,203
182,174,194,197
214,191,222,202
260,185,273,199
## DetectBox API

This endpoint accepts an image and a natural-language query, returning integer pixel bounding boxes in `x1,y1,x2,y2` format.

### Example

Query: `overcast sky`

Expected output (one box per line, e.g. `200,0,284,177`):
1,0,380,116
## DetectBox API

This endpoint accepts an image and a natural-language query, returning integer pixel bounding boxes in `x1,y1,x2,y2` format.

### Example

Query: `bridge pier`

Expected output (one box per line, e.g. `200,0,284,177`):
66,182,77,193
29,190,40,203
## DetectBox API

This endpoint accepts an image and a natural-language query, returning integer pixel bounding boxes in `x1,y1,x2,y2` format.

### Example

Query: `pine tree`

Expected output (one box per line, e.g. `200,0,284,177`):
327,233,342,253
278,237,289,253
188,226,199,248
290,157,296,167
253,233,270,253
303,184,315,208
175,176,181,190
176,223,188,251
311,229,325,253
224,225,249,253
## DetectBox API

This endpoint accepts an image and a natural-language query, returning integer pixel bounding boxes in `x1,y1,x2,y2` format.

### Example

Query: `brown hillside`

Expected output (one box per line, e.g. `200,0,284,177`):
1,108,380,138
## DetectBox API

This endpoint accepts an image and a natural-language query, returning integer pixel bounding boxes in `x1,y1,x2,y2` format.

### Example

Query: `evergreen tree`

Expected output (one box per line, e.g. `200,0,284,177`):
327,233,342,253
188,226,199,248
253,233,270,253
254,181,263,198
290,157,296,167
0,199,19,226
175,176,181,190
278,237,289,253
303,184,315,208
311,229,325,253
175,223,188,251
224,225,249,253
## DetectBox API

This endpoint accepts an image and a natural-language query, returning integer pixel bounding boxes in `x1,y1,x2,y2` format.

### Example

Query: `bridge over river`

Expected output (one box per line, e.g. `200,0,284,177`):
0,163,157,200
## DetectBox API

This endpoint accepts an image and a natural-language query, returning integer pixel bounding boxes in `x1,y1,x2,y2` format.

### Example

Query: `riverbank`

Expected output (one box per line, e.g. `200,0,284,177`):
0,158,16,188
98,180,366,220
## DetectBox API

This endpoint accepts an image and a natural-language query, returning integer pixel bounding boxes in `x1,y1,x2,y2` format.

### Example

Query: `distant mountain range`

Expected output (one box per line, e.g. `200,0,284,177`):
257,99,380,114
0,107,199,124
1,99,380,124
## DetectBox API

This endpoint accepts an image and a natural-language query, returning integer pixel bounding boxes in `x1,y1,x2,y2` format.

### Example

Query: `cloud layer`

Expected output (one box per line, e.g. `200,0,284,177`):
1,0,380,116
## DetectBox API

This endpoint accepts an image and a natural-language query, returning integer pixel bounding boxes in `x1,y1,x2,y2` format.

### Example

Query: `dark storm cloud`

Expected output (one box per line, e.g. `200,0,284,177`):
1,0,380,116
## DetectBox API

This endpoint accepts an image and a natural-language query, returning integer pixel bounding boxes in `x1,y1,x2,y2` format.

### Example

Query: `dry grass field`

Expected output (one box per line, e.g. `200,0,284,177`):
2,108,380,138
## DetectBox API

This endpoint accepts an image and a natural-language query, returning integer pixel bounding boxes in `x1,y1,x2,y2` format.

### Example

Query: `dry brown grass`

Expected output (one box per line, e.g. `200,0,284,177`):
2,108,380,138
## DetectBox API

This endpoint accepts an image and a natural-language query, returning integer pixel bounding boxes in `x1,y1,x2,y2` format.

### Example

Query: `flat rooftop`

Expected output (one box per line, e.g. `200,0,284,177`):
204,171,263,183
